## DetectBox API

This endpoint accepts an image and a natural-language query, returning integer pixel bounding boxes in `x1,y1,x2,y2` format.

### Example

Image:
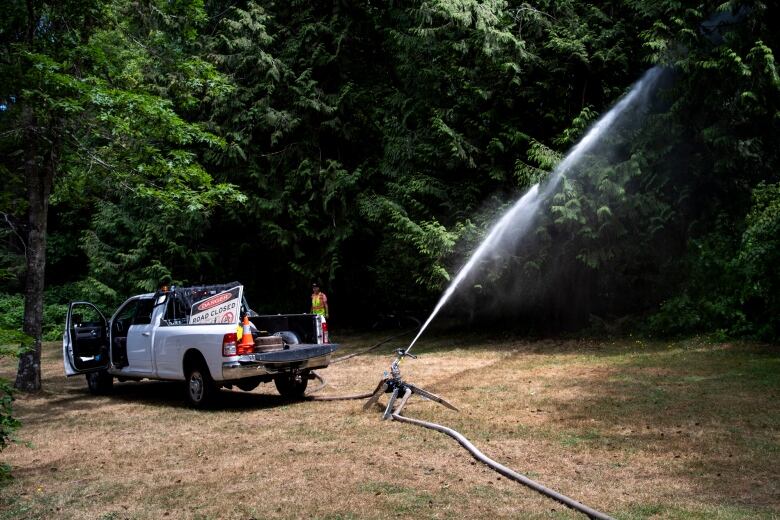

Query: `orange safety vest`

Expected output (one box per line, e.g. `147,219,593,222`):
311,293,327,316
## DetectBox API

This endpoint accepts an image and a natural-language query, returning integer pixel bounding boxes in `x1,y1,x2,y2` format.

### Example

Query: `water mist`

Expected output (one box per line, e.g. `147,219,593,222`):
405,67,665,353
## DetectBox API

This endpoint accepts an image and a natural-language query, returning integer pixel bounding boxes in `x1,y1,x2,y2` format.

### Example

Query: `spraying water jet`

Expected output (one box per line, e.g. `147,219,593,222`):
404,66,665,355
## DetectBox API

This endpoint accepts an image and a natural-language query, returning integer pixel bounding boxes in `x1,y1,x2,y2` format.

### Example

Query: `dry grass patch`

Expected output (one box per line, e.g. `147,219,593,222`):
1,333,778,519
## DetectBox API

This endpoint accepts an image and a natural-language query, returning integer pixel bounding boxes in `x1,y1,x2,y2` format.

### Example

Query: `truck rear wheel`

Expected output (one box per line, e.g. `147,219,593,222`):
86,370,113,395
274,370,309,399
185,364,217,408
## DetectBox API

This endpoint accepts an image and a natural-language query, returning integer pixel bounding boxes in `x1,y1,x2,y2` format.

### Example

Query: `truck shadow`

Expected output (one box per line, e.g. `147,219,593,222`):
107,380,296,411
17,381,297,425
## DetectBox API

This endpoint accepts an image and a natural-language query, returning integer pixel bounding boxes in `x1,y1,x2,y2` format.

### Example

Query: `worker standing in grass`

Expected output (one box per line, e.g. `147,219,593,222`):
311,282,329,320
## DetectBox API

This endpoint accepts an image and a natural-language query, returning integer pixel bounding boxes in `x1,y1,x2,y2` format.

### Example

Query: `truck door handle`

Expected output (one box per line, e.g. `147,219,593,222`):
142,332,151,337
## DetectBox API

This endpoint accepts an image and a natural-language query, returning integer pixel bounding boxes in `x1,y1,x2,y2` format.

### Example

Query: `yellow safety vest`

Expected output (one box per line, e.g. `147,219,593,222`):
311,294,327,316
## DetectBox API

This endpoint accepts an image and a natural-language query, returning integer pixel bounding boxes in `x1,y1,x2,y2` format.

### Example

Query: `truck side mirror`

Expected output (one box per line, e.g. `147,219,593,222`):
72,314,83,326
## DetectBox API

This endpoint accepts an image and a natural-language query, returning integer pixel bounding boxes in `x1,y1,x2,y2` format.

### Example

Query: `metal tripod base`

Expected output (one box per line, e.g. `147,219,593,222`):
363,378,458,419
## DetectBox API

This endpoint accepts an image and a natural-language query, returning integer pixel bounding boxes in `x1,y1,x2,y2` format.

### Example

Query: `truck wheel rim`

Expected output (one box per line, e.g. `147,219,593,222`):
190,372,203,401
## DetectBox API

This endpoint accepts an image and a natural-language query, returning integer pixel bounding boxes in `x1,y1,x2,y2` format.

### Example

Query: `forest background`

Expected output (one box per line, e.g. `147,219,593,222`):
1,0,778,392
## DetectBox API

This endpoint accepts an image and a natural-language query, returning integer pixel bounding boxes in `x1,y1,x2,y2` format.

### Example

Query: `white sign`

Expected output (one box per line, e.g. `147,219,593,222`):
189,286,243,325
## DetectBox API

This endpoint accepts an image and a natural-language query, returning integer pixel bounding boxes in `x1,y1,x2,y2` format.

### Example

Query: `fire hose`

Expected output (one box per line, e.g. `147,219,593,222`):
306,373,380,401
307,378,614,518
390,412,615,520
305,346,616,520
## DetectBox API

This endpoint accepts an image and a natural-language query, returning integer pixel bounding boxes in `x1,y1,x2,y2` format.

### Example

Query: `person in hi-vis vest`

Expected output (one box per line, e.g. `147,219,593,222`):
310,282,329,319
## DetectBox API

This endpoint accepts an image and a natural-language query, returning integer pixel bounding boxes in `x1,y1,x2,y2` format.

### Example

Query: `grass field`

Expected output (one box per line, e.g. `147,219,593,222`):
1,332,778,519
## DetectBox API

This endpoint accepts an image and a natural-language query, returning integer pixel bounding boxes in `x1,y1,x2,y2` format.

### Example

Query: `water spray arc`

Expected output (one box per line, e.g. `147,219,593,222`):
405,66,665,356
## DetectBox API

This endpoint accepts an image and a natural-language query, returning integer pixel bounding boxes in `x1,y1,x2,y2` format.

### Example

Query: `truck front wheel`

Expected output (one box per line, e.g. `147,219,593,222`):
185,364,217,408
274,370,309,399
86,370,113,395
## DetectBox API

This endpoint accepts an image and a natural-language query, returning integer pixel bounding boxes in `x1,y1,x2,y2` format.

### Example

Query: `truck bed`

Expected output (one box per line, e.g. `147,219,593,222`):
249,314,321,344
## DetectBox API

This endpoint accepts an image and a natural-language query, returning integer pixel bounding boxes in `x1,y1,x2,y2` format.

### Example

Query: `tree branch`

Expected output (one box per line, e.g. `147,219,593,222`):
0,211,27,261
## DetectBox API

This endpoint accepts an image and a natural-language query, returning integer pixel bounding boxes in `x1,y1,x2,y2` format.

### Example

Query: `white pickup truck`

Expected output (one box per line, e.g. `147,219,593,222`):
62,282,337,407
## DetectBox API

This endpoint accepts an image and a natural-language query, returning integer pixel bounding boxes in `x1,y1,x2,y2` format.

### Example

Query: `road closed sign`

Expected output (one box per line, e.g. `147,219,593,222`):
189,286,243,325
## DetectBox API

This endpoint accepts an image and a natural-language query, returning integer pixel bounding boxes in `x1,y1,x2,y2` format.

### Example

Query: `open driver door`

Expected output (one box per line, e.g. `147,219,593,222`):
63,302,110,376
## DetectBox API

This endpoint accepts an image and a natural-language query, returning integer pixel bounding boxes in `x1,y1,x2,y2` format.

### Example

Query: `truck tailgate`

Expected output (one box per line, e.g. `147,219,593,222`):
251,343,338,364
223,343,338,380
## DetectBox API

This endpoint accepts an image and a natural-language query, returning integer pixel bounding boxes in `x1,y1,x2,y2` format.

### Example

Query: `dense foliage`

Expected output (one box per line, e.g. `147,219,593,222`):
0,329,28,477
1,0,778,350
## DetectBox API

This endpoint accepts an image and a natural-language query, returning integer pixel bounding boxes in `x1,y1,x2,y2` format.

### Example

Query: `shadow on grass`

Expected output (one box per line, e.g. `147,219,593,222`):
16,380,302,428
109,380,307,413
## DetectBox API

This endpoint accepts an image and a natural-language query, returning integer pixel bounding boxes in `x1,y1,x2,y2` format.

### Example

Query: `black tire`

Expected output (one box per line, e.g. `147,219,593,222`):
274,370,309,399
185,364,217,408
86,370,113,395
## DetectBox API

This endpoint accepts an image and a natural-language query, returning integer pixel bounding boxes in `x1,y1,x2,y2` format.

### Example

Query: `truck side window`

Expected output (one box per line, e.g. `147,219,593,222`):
73,305,103,327
133,298,155,325
164,294,189,325
113,299,138,336
116,300,137,321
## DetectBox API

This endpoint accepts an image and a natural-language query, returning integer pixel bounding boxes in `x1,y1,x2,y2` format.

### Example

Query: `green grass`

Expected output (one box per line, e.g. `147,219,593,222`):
558,428,603,447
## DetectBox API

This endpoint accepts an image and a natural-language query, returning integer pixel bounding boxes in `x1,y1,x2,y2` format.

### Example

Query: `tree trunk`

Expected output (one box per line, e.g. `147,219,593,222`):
14,107,54,392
